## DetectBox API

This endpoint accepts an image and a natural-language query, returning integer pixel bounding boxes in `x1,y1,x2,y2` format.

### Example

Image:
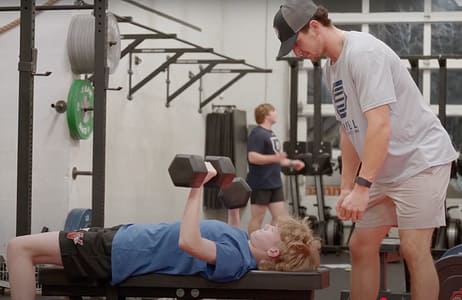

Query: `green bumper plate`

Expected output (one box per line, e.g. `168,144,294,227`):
67,79,94,139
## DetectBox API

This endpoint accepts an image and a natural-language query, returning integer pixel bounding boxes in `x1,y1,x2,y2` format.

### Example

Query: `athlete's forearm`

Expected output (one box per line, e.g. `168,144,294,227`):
227,209,240,227
359,106,391,183
179,188,202,246
340,128,361,191
248,151,280,165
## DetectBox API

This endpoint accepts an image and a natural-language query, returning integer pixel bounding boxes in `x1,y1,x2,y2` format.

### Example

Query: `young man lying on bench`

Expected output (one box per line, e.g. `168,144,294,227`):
7,161,321,300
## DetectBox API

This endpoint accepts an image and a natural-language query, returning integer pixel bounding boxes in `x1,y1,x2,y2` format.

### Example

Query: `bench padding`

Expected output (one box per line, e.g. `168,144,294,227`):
39,266,329,300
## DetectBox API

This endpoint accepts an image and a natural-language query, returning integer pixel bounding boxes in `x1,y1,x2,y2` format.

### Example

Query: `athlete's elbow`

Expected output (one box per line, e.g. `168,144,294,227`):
179,234,200,253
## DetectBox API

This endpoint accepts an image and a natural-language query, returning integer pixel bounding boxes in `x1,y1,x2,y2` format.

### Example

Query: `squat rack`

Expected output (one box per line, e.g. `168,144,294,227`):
2,1,109,235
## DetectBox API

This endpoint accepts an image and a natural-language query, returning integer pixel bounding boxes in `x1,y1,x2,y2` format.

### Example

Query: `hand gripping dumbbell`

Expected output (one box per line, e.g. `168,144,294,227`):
168,154,235,188
168,154,251,208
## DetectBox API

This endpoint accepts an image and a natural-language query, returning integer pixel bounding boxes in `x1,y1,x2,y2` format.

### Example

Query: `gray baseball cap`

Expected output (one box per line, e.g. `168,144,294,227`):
273,0,319,58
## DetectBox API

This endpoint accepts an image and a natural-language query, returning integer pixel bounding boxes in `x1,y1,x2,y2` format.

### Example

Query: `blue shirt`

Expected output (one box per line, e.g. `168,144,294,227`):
111,220,257,285
246,126,283,189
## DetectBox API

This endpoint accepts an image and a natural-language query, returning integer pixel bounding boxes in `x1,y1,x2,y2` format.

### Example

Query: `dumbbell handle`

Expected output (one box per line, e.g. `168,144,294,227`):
168,154,235,189
204,156,235,189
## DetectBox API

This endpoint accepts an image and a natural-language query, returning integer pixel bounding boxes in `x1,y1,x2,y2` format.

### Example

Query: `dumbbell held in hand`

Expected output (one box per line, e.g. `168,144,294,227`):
168,154,235,188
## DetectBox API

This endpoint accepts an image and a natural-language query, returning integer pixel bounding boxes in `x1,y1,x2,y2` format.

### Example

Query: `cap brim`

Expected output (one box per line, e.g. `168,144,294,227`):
277,33,298,59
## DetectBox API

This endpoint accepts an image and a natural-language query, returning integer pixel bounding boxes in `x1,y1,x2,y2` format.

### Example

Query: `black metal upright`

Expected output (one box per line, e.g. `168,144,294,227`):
288,59,299,160
16,0,36,236
312,61,322,159
311,61,327,232
408,58,420,89
288,59,300,217
438,58,447,129
92,0,109,227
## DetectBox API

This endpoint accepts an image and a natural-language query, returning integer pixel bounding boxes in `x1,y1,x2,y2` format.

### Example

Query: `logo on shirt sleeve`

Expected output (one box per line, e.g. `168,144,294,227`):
333,80,347,119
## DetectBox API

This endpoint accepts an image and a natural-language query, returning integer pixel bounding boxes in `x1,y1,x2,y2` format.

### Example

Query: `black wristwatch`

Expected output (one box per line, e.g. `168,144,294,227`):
355,176,373,188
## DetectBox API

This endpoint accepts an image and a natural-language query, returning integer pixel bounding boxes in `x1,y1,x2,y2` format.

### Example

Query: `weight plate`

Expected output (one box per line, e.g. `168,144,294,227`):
67,13,121,74
67,79,94,139
326,219,335,246
447,219,462,249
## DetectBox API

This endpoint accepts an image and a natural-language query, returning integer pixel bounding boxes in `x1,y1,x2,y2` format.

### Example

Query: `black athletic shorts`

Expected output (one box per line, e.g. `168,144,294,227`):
59,225,120,280
250,187,284,205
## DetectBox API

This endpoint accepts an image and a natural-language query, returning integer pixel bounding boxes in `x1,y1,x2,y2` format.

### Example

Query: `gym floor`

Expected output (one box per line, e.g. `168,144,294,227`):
0,252,409,300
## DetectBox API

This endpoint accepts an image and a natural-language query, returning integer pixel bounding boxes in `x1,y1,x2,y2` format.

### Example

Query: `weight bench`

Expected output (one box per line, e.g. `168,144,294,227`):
39,266,330,300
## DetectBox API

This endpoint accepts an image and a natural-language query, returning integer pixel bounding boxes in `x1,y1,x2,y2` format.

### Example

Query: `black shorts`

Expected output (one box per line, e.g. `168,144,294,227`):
250,187,284,205
59,225,120,280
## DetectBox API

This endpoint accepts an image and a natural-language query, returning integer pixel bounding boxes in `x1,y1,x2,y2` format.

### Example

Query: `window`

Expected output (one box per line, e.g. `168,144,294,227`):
315,0,362,12
369,24,423,56
430,69,462,105
370,0,424,12
432,0,462,12
299,0,462,154
431,24,462,55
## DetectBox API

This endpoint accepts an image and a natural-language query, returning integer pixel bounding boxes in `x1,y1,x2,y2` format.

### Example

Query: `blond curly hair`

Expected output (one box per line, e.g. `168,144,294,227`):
258,216,321,272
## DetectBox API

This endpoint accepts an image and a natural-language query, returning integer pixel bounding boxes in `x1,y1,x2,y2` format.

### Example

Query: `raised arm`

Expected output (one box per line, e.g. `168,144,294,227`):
227,208,241,227
179,162,217,264
248,151,305,171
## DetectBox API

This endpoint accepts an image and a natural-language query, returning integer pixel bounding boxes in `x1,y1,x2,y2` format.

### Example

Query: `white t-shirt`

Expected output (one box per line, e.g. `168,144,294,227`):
324,31,457,184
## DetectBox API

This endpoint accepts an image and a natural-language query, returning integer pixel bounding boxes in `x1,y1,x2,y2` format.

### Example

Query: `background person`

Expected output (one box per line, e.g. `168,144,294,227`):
247,103,305,234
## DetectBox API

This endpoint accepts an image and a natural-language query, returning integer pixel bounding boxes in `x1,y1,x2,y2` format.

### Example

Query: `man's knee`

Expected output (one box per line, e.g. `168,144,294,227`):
250,209,265,223
268,202,287,218
400,238,432,267
7,237,26,260
349,229,388,258
399,229,434,266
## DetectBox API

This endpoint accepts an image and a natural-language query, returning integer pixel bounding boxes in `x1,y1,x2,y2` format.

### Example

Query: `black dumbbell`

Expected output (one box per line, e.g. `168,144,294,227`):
218,177,252,209
168,154,235,188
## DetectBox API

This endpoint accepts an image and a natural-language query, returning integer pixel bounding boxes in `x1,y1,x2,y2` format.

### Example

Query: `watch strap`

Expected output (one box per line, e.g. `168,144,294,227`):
355,176,373,188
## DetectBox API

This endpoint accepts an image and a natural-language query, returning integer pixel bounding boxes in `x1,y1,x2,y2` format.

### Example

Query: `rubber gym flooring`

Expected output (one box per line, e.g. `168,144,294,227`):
0,252,409,300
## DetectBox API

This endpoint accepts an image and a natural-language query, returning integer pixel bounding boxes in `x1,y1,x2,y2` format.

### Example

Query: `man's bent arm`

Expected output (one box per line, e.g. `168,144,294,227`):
179,188,217,264
248,151,287,165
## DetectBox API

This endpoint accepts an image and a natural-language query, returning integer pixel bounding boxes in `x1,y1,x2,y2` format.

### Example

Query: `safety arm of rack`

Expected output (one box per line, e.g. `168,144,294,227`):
166,63,217,106
198,68,272,111
199,72,247,111
129,52,184,98
120,34,178,59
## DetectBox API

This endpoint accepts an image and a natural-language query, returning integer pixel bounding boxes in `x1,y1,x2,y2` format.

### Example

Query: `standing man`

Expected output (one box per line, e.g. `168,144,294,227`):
247,103,305,234
273,1,458,299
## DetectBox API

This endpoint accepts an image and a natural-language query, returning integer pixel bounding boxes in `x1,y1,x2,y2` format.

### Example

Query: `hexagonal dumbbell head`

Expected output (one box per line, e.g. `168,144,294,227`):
204,156,236,189
168,154,207,188
218,177,252,209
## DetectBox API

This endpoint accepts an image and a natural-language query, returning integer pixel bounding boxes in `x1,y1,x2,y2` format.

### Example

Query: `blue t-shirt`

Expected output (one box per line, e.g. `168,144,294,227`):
246,126,283,190
111,220,257,285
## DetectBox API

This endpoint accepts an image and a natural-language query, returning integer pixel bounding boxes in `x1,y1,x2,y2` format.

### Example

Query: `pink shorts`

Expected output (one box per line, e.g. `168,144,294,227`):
356,163,451,229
